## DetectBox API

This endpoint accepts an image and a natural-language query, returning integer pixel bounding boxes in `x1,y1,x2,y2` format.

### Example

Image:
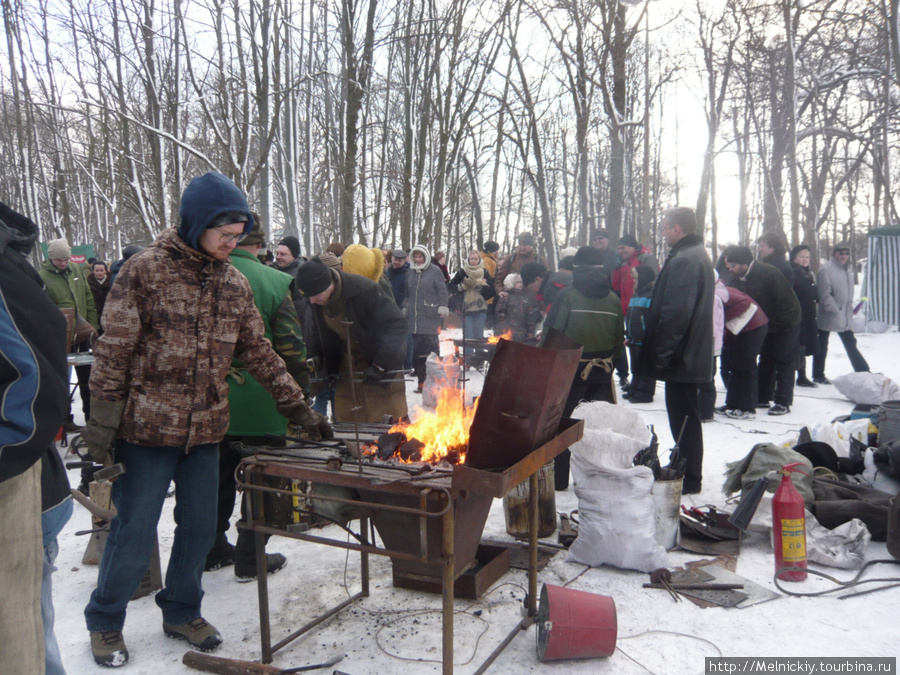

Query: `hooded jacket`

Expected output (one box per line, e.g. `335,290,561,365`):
90,227,304,449
177,171,254,250
547,264,624,357
0,202,71,510
636,233,715,383
816,256,855,333
405,244,449,334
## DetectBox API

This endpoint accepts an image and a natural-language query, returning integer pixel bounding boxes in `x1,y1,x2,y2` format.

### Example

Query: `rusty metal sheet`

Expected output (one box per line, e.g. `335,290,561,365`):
465,339,582,470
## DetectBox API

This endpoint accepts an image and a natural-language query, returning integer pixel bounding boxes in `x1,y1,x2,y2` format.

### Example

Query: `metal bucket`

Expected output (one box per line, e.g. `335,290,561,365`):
536,583,617,661
878,400,900,446
651,478,683,550
503,461,557,539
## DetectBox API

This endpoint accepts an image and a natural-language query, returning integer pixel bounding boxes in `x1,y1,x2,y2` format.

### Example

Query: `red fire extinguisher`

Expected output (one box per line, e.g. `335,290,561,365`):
773,462,808,582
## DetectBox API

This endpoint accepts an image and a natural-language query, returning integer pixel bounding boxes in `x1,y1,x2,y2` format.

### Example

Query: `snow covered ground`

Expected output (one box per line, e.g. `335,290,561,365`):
53,326,900,674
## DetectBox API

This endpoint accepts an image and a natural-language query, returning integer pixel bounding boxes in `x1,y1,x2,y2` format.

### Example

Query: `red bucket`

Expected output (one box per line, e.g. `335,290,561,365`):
536,583,617,661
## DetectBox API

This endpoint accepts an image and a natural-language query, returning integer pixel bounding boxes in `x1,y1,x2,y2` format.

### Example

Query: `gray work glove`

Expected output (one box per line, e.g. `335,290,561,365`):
277,400,334,441
363,363,386,386
438,306,449,318
81,398,126,465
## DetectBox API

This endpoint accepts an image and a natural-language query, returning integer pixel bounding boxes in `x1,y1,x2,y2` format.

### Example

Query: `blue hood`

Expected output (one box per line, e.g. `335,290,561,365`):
178,172,253,250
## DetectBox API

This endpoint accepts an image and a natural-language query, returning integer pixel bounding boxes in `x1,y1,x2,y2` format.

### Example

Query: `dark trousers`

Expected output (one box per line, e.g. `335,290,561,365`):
614,350,629,382
758,325,799,406
699,362,717,420
665,382,704,492
556,360,615,490
69,339,92,422
812,329,869,378
628,345,656,395
412,333,440,386
725,324,767,412
212,437,282,566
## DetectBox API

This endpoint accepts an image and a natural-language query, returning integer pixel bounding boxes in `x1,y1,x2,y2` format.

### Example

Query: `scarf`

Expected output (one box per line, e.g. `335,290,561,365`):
460,262,487,312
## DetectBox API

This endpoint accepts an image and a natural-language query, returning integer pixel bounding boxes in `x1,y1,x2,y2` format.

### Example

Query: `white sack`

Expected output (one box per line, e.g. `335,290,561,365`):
568,428,669,573
572,401,653,447
832,372,900,406
810,418,871,458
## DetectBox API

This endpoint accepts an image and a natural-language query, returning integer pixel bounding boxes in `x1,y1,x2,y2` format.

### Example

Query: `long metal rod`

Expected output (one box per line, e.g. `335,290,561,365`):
270,592,366,654
527,471,539,617
472,617,533,675
341,320,364,476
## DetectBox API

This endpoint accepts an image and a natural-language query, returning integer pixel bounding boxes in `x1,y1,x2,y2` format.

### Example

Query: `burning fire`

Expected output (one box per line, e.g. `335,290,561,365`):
363,387,477,464
487,329,512,344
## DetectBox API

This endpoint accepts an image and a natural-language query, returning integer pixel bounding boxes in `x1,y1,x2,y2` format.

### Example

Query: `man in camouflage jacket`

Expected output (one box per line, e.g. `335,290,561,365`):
81,172,330,667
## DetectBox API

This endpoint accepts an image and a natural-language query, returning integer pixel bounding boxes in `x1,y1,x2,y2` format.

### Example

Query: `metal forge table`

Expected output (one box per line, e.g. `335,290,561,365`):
238,339,584,675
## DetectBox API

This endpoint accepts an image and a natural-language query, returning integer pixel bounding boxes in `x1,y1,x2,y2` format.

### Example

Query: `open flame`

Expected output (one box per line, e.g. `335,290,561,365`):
362,385,477,464
487,329,512,344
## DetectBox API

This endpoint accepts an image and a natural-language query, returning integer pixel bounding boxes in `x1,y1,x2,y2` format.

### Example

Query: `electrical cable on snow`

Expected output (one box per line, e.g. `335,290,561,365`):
617,629,724,675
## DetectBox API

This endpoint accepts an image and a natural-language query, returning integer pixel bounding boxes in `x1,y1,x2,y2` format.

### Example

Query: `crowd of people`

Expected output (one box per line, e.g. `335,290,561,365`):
1,173,871,671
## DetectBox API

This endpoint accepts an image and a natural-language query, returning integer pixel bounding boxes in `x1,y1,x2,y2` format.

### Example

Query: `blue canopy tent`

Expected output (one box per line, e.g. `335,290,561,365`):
865,225,900,325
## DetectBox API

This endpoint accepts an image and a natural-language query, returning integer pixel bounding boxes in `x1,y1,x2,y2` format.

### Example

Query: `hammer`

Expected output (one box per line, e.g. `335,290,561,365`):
182,652,344,675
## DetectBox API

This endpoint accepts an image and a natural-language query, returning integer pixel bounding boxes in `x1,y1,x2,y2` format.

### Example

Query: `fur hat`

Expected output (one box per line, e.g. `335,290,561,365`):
46,238,72,260
520,262,547,287
726,246,754,265
295,260,333,296
279,235,301,259
573,246,605,266
503,273,523,291
325,242,345,256
790,244,810,263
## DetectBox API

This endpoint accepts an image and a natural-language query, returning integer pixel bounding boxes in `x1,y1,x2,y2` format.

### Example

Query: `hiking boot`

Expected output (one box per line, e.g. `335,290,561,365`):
813,376,831,385
796,376,817,388
90,630,129,667
726,409,756,420
715,405,730,415
768,404,791,416
163,617,222,652
626,392,653,404
204,543,235,572
234,552,287,583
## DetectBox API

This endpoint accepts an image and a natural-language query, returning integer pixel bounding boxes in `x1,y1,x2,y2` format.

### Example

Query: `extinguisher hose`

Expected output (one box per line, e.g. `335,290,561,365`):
773,559,900,598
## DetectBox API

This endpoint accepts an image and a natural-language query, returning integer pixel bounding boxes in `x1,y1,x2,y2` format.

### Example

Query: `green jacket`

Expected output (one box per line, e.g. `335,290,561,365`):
226,248,309,436
38,259,99,331
547,265,624,358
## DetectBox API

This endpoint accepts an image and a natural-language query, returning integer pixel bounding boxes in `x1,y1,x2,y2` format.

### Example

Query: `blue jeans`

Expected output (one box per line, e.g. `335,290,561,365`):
85,441,218,631
312,388,335,420
462,311,487,355
43,498,73,675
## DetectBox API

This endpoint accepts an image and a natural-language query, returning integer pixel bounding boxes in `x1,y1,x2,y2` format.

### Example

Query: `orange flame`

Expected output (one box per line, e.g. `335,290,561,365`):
390,387,477,463
487,329,512,344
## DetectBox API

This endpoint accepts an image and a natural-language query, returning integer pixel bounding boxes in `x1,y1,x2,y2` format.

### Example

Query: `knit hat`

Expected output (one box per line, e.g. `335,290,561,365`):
295,260,333,296
483,241,500,253
573,246,604,266
391,249,407,260
318,251,342,269
46,238,71,260
325,242,345,256
725,246,754,265
617,234,639,249
279,235,301,259
504,273,522,291
517,232,535,247
590,229,610,242
122,244,144,260
342,244,383,282
560,246,578,259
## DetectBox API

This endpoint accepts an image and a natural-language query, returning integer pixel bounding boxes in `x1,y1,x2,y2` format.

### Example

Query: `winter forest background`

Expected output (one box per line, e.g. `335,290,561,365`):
1,0,898,268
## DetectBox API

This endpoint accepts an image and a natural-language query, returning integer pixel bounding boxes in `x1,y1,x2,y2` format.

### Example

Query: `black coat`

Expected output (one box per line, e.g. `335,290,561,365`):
792,264,819,353
762,252,793,282
0,201,70,510
636,233,715,383
736,261,801,334
307,270,408,375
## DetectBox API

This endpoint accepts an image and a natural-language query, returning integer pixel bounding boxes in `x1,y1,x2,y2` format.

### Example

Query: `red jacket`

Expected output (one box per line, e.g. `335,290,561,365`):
611,247,659,314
